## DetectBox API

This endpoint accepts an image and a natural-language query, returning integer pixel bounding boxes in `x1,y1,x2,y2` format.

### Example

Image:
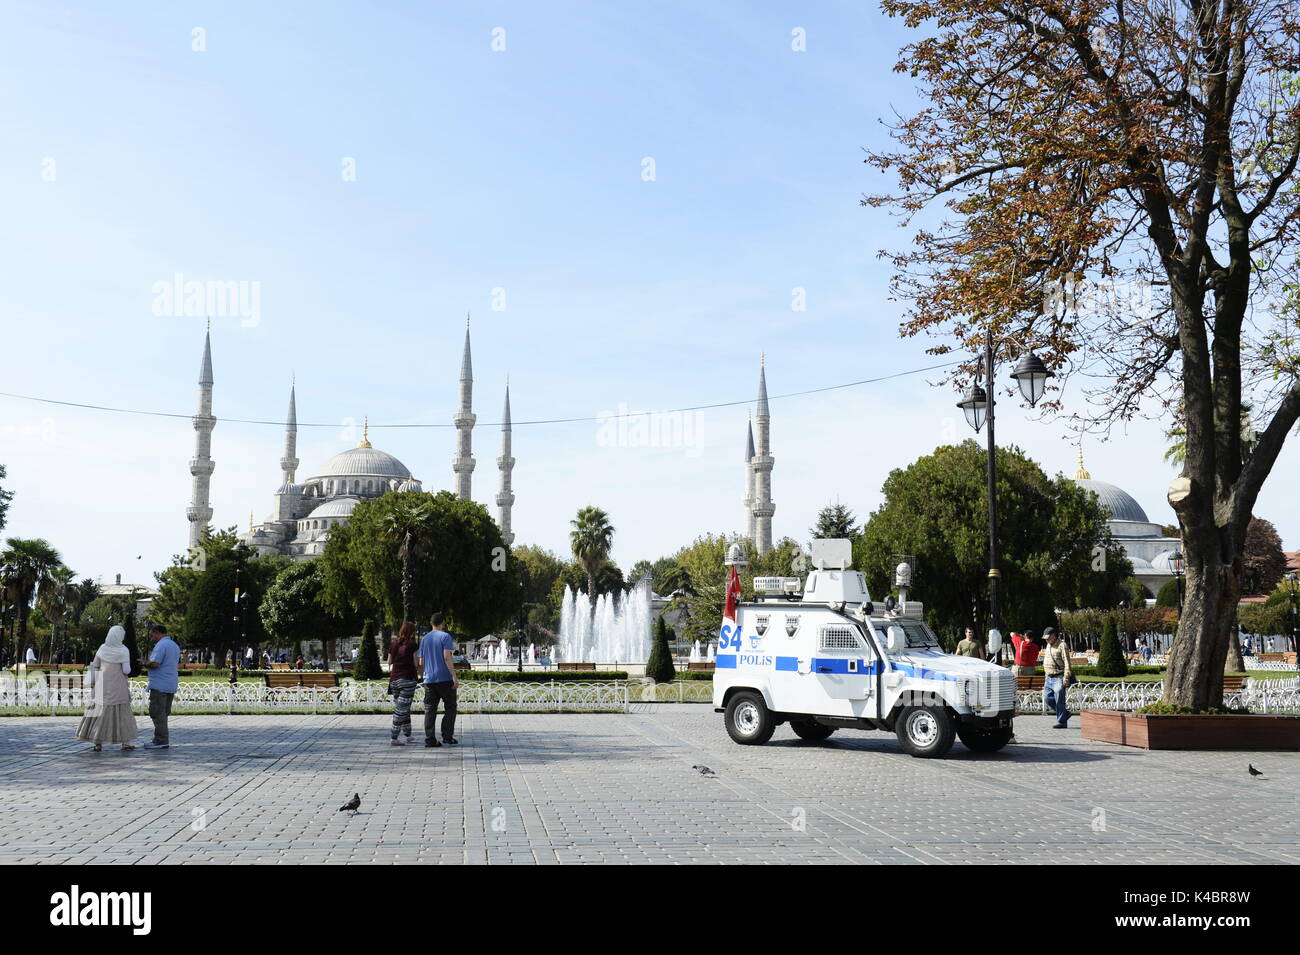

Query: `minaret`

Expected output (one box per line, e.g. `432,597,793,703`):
279,379,299,486
186,325,216,554
751,355,775,556
452,315,476,499
743,413,756,547
496,378,515,546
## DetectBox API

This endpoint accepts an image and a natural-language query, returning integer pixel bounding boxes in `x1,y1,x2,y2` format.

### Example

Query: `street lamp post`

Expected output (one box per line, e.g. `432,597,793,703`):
956,329,1053,665
1286,572,1298,659
231,542,249,687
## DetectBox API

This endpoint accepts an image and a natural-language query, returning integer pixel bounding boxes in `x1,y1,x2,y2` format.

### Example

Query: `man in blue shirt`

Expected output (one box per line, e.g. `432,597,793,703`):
144,623,180,749
416,612,459,748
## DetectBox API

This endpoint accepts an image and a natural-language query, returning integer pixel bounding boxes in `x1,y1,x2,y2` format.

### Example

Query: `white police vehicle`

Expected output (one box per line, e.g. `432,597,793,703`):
712,540,1015,758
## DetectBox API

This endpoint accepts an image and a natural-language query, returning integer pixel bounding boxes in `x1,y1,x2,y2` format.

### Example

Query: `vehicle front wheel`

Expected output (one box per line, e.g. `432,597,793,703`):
725,691,775,745
957,725,1013,752
895,705,955,758
790,719,835,741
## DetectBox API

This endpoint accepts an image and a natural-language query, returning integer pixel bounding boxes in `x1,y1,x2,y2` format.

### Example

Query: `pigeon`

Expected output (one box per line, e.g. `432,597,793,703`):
1248,764,1264,779
338,793,361,814
692,764,716,777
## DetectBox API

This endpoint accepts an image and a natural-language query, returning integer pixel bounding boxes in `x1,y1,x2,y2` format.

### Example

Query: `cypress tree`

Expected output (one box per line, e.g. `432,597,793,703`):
121,613,141,673
1096,613,1128,677
646,616,676,684
353,625,384,681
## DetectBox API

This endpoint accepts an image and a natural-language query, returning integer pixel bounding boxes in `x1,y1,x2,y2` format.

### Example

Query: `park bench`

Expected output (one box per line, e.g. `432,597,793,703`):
264,672,339,689
557,662,597,671
453,661,473,671
687,662,716,671
1222,675,1247,692
1257,652,1297,664
1015,675,1045,691
270,663,291,670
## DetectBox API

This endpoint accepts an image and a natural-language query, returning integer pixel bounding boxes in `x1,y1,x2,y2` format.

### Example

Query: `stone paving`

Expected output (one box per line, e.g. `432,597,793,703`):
1,707,1296,864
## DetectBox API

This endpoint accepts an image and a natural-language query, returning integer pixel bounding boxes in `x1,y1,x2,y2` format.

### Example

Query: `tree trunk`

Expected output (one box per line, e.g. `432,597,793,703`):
1163,557,1238,710
1224,623,1245,674
587,568,597,613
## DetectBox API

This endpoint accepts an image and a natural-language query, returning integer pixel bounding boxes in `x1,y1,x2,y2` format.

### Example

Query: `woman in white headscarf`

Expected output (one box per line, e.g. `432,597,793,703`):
75,625,139,751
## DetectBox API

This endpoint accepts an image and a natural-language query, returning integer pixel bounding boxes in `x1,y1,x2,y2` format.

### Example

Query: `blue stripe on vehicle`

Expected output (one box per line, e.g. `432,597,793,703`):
812,658,883,675
715,654,737,669
774,656,798,671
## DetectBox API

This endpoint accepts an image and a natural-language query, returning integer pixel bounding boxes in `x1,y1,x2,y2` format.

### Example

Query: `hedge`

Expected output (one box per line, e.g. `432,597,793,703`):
673,671,717,681
456,670,629,683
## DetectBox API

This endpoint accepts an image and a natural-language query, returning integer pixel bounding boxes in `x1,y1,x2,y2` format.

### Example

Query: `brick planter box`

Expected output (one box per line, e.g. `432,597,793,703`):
1081,709,1300,751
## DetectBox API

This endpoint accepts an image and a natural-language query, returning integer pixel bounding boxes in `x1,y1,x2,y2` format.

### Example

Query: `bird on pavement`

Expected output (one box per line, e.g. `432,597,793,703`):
338,793,361,814
692,765,716,777
1248,764,1265,779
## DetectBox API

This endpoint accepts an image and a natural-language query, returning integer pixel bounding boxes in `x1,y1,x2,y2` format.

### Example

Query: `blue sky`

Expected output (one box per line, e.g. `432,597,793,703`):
2,0,1297,590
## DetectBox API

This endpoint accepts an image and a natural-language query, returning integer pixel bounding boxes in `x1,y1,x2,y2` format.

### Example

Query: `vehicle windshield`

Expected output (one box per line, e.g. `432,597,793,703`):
880,619,939,649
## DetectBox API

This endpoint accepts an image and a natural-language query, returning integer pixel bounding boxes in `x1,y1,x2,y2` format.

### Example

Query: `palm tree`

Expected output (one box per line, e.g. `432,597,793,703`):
1,538,63,663
570,506,614,613
37,564,76,660
380,497,436,625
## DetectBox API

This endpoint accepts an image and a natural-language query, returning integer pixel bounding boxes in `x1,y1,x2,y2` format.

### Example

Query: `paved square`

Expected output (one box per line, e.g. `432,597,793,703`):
1,707,1297,864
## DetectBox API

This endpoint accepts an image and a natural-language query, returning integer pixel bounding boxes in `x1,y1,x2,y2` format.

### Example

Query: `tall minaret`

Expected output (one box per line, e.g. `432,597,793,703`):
743,413,756,547
279,379,299,486
453,315,476,499
751,356,775,555
186,326,216,554
496,378,515,546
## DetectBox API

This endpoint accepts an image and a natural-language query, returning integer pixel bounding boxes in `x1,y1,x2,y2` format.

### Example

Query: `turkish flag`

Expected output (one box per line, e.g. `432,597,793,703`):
723,566,741,625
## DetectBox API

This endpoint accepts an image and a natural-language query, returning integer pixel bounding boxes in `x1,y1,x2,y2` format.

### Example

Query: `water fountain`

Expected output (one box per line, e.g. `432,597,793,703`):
557,584,652,663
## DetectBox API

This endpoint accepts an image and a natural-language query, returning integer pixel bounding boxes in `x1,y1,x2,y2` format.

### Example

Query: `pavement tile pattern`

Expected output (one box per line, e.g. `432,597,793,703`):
1,707,1296,864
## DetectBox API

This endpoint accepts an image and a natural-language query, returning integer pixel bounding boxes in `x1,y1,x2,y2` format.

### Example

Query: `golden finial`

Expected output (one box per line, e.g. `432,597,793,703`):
359,417,372,449
1075,445,1091,481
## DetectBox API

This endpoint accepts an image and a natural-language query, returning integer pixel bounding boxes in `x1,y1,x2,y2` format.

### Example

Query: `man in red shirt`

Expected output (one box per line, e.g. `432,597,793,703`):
1010,630,1041,676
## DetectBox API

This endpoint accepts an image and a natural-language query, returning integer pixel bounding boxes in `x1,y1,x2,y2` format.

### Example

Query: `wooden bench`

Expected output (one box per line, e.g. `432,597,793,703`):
557,662,597,671
271,663,291,670
1016,675,1045,691
453,661,473,671
264,672,339,689
1223,675,1247,692
687,662,716,671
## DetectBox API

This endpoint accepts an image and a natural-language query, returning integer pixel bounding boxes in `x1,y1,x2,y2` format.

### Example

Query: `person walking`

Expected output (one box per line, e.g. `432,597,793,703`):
25,646,37,666
1010,630,1041,677
386,621,419,746
1041,627,1074,729
143,623,180,749
955,627,983,658
75,625,139,752
417,612,459,748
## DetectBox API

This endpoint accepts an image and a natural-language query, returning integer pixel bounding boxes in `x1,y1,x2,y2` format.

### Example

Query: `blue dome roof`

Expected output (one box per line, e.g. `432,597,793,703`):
1075,479,1150,523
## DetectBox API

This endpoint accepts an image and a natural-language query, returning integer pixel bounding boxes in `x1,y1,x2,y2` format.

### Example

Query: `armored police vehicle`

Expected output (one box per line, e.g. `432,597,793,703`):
713,540,1015,758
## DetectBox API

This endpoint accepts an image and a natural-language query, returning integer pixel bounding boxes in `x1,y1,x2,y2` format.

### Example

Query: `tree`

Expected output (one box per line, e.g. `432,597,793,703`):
0,464,13,537
184,551,284,661
570,506,615,612
352,628,384,680
646,615,677,684
1241,517,1287,595
1155,579,1182,608
1125,577,1152,608
260,561,337,655
666,534,806,644
810,502,859,541
380,493,437,625
1,538,63,663
854,442,1129,644
864,1,1300,711
1096,614,1128,677
36,564,76,657
150,527,241,641
320,491,522,636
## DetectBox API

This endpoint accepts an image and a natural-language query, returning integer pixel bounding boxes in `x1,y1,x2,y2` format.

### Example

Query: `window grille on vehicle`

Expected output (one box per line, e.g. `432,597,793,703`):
819,626,861,651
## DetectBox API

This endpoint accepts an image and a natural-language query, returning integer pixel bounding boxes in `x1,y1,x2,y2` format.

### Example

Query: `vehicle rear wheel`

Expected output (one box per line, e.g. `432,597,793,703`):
957,725,1014,752
895,705,955,758
790,719,835,741
725,691,775,745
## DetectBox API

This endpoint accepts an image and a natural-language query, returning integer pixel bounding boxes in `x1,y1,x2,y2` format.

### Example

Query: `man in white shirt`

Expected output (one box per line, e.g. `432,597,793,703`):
25,647,37,665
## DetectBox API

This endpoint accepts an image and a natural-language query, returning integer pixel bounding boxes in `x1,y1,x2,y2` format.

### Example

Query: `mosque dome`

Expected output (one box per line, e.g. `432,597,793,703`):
1075,479,1150,523
306,497,361,521
396,475,422,492
310,446,410,481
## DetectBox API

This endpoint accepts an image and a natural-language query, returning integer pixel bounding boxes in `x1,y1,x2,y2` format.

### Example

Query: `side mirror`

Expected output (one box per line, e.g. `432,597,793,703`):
885,626,905,653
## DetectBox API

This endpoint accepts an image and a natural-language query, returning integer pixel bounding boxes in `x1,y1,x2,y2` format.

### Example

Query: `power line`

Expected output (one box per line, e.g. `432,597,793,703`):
0,360,961,430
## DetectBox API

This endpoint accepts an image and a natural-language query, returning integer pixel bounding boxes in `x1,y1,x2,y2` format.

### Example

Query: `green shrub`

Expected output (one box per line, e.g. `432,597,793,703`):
352,628,384,680
646,617,677,684
673,670,716,681
1095,613,1128,677
1155,580,1180,608
1136,702,1250,716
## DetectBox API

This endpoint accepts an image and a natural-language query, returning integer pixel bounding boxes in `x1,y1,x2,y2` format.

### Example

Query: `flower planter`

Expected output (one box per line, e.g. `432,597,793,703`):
1081,709,1300,750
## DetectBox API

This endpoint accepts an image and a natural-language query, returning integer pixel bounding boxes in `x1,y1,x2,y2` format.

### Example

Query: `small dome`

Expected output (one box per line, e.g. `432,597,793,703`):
277,482,303,495
307,497,361,520
309,446,410,481
1074,479,1150,523
1150,550,1182,573
397,475,422,492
